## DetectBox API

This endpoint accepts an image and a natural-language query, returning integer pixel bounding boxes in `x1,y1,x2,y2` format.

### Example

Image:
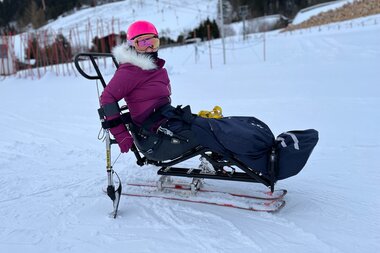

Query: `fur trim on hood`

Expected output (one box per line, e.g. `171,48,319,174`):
112,44,157,70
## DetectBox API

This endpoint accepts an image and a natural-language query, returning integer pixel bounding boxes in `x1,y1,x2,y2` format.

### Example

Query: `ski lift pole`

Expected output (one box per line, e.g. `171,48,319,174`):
219,0,226,64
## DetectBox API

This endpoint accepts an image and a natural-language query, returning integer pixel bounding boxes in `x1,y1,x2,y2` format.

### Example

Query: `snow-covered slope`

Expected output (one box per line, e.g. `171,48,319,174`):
12,0,218,62
40,0,218,40
1,13,380,253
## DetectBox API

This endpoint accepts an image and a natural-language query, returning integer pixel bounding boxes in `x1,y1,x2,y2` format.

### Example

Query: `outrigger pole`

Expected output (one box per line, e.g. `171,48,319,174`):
74,53,122,218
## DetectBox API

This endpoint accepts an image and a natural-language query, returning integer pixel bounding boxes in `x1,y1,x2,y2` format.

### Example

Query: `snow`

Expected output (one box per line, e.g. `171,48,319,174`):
40,0,218,40
228,14,286,35
1,4,380,253
292,0,356,25
12,0,219,65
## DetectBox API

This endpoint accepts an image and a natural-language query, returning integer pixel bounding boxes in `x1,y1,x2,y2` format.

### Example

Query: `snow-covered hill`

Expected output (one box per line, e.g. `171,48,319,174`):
40,0,218,40
10,0,219,65
1,5,380,253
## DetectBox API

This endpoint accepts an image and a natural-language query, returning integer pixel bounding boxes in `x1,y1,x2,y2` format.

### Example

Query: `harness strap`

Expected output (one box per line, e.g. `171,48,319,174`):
141,104,195,132
99,102,121,117
140,103,174,132
177,105,194,124
101,117,122,129
98,102,122,126
102,114,133,129
98,102,196,135
98,102,133,130
104,102,121,116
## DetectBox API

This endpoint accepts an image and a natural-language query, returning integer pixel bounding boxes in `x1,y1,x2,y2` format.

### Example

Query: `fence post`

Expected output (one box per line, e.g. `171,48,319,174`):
207,24,212,70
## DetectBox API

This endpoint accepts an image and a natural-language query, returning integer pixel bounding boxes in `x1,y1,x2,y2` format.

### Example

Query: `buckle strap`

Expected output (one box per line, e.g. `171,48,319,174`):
141,104,195,131
140,103,173,131
174,105,194,124
157,126,189,143
100,113,133,129
101,117,122,129
98,102,121,118
98,102,133,129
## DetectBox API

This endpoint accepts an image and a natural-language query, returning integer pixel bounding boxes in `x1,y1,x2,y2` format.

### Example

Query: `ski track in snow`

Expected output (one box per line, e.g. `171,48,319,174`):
115,197,342,253
132,201,261,252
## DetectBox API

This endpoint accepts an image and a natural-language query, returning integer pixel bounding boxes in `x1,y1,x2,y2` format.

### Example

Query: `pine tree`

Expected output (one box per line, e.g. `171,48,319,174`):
0,0,25,27
187,19,220,41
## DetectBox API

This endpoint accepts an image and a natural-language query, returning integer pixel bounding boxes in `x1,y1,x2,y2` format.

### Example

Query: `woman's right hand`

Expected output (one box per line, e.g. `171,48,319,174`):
117,136,133,153
109,125,134,153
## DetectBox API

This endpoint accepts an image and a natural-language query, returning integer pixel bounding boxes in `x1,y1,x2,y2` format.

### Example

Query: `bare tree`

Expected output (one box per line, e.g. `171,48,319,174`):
41,0,46,11
19,0,45,29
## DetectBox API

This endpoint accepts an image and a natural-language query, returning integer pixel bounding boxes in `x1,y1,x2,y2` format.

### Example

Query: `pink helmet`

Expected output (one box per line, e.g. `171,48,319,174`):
127,20,158,40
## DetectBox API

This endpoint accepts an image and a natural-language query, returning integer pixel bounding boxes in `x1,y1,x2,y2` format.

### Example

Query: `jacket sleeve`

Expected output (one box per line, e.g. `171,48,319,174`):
100,69,134,153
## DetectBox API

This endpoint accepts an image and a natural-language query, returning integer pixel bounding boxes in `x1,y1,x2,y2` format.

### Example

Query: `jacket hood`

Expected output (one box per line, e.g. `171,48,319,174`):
112,44,157,70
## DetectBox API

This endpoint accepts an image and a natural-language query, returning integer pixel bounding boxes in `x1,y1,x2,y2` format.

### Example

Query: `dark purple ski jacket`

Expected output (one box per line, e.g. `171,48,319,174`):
100,45,171,153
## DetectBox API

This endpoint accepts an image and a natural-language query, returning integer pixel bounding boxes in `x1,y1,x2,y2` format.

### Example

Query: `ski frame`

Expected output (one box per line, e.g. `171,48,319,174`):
74,52,276,217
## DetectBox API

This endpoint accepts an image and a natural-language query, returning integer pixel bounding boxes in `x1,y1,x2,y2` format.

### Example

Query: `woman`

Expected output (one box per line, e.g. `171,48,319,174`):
100,20,318,181
100,20,171,153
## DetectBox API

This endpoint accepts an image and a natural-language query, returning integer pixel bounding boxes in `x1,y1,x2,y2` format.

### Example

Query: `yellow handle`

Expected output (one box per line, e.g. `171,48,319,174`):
198,105,223,119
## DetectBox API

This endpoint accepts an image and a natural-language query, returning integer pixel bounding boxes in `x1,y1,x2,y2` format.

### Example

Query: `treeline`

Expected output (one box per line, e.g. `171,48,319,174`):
21,17,220,67
0,0,121,33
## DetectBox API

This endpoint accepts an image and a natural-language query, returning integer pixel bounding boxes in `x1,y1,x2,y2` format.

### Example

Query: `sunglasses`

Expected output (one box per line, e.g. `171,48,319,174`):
128,34,160,52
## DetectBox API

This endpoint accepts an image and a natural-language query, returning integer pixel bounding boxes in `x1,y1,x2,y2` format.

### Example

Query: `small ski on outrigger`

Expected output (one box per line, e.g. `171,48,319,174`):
104,177,287,213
